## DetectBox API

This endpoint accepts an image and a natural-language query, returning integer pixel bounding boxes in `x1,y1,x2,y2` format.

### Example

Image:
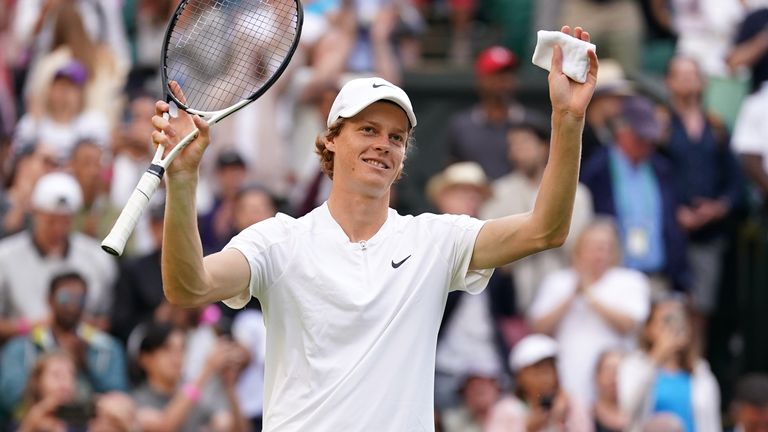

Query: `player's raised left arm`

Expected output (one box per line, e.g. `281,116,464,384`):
470,26,598,270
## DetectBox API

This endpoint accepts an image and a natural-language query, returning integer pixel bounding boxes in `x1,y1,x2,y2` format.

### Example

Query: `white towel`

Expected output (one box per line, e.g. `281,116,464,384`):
531,30,596,83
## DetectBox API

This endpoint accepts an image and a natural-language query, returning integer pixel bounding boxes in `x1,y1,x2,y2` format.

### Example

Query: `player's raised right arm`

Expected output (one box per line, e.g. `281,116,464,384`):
163,172,250,307
153,85,250,307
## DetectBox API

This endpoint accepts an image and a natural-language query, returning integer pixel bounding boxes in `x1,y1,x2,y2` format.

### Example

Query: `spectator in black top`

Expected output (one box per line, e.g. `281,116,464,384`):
727,8,768,93
663,55,745,345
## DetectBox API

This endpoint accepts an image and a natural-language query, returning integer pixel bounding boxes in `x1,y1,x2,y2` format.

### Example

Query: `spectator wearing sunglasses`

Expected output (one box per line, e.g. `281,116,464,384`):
0,271,128,418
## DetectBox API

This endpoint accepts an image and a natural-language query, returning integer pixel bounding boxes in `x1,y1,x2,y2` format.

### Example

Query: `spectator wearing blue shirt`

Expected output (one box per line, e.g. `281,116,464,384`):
581,95,690,296
0,271,128,417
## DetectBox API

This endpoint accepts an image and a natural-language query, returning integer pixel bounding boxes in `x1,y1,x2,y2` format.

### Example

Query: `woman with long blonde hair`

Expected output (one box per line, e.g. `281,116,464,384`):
24,2,126,127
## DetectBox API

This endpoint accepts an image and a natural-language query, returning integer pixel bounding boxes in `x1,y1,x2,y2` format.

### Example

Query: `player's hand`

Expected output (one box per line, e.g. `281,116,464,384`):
548,26,598,119
150,81,211,177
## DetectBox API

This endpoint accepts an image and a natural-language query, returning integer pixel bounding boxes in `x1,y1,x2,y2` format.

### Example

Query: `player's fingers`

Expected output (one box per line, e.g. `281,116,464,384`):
586,49,599,84
580,30,591,43
151,115,176,138
169,80,189,105
155,100,169,117
550,44,563,74
151,130,170,148
560,25,570,35
573,26,583,40
192,115,210,146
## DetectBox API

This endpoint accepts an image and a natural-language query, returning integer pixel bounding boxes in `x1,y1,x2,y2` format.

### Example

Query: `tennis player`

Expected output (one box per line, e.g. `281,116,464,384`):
152,26,598,432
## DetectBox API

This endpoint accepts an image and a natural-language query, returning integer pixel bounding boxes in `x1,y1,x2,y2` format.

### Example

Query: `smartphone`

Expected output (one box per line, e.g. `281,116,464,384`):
55,400,96,426
664,308,688,336
539,394,555,411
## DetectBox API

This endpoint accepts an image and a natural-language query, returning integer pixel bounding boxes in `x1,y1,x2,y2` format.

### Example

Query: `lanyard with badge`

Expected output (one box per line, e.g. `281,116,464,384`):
609,152,658,262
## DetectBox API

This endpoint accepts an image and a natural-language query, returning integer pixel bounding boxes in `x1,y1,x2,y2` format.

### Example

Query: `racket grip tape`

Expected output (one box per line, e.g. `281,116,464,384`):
101,167,164,256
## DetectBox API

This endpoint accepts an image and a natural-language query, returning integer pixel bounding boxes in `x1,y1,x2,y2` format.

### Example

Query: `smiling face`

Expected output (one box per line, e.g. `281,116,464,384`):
325,101,409,199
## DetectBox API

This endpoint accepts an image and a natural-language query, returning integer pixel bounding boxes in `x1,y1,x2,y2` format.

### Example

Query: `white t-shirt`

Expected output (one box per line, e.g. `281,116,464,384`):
233,309,267,418
529,267,650,404
0,231,118,320
13,111,110,161
732,83,768,173
435,290,500,376
223,203,492,431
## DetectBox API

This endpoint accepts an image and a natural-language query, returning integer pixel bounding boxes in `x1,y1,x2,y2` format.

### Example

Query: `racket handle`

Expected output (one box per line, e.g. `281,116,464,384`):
101,168,163,256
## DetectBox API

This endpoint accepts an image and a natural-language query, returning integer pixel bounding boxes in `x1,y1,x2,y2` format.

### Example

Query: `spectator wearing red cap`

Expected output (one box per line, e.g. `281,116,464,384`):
446,45,547,180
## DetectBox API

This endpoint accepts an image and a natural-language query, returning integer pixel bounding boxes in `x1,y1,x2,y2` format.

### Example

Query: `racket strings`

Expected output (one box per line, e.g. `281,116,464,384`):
165,0,299,113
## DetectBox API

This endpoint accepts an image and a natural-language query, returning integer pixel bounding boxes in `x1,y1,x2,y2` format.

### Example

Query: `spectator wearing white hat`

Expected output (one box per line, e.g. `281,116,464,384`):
0,172,117,341
486,334,593,432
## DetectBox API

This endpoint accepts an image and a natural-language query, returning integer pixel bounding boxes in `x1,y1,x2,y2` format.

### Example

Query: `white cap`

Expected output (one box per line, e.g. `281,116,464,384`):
32,172,83,214
327,77,417,128
509,334,558,372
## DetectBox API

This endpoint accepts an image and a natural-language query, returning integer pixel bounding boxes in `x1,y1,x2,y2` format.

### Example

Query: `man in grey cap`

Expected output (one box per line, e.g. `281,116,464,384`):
0,172,117,340
151,26,598,431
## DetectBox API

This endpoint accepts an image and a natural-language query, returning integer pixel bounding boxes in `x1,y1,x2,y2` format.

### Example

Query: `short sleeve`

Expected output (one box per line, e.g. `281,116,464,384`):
222,214,295,307
735,9,768,44
428,214,493,294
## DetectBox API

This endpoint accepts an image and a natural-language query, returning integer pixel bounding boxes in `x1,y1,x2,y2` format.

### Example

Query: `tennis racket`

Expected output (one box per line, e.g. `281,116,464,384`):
102,0,303,256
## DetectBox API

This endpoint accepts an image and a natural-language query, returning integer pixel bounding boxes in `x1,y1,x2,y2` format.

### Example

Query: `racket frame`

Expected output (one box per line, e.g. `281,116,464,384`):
101,0,303,256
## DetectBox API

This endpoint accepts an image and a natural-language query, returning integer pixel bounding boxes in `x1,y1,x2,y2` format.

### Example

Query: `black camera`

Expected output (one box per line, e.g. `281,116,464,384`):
55,400,96,426
539,394,555,410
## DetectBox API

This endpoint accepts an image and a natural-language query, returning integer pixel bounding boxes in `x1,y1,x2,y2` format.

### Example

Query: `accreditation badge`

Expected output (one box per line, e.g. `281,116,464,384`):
627,226,650,258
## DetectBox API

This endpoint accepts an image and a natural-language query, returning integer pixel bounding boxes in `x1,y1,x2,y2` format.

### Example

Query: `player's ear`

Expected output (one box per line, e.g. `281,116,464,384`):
325,133,337,152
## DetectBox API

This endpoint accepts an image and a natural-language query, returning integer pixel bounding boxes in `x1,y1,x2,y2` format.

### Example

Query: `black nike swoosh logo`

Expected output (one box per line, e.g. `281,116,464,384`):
372,83,391,89
391,255,412,268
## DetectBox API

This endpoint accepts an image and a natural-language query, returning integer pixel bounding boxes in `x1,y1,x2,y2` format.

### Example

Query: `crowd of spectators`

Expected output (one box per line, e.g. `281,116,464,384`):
1,0,768,431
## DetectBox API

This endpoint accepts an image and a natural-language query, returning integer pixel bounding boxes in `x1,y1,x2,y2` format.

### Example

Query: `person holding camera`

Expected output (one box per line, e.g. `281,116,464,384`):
0,272,128,419
15,351,80,432
486,334,593,432
617,297,721,432
14,351,138,432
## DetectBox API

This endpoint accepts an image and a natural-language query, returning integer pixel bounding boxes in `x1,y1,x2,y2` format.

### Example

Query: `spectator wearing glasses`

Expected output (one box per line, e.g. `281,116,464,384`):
0,271,128,418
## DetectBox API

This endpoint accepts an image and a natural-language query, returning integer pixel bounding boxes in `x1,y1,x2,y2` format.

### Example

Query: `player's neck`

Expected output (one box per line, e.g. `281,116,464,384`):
327,191,390,243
